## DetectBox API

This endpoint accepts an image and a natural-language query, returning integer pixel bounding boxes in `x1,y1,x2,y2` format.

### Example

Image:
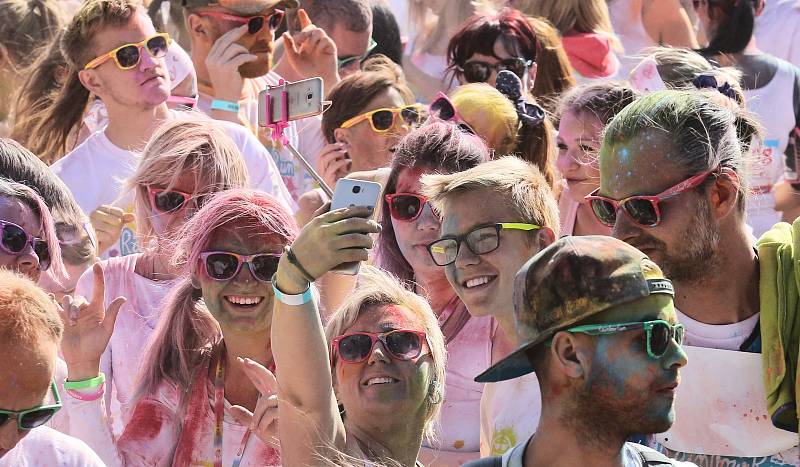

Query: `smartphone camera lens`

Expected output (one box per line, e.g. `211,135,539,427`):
352,186,361,194
307,92,313,100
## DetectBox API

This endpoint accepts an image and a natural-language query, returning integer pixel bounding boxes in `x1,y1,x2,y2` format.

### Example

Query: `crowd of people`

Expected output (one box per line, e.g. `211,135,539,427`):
0,0,799,466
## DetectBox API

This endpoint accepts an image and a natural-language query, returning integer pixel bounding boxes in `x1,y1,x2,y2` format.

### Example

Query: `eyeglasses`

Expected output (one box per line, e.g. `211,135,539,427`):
585,170,713,227
147,187,202,214
384,193,431,222
337,37,378,70
457,57,532,84
566,320,685,359
0,381,62,430
339,104,424,134
200,251,282,283
0,220,51,271
427,223,541,267
84,33,171,70
428,92,476,135
331,329,428,363
196,9,285,35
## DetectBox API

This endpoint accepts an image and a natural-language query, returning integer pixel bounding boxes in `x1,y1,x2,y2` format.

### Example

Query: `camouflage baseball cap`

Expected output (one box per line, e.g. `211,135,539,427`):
181,0,297,15
475,235,674,383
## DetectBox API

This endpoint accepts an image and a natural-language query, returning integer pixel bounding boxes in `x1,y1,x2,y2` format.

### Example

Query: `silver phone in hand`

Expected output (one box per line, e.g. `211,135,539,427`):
329,178,383,275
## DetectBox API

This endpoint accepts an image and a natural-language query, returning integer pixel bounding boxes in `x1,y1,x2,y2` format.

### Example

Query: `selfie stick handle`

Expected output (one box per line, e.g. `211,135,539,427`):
265,80,334,199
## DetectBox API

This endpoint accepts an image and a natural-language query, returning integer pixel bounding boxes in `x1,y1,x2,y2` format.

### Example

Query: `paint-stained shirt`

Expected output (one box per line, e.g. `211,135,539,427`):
0,426,104,467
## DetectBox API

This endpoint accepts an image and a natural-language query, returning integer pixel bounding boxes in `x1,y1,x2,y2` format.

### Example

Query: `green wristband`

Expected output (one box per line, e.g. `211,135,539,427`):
64,372,105,390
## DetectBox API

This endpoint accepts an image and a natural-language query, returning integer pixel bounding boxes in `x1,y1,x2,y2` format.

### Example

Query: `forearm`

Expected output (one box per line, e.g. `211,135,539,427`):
64,389,121,466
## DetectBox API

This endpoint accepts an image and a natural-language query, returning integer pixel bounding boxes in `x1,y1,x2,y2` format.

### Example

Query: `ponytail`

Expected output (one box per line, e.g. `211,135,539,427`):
30,68,90,162
699,0,758,56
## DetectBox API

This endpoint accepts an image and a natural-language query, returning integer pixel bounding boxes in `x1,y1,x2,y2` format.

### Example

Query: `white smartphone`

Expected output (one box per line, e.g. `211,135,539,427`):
329,178,383,275
257,77,324,126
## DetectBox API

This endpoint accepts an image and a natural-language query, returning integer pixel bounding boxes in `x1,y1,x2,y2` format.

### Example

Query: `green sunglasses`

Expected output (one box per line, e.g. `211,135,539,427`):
337,37,378,69
0,381,62,430
566,319,685,359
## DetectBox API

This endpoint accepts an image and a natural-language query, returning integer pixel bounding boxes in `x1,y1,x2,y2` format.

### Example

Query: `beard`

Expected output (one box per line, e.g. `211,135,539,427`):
238,48,272,78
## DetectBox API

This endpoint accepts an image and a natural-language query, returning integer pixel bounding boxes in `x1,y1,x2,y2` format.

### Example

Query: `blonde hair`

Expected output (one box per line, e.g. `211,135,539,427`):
0,269,62,346
324,265,447,443
0,0,66,69
421,156,560,237
129,117,250,249
451,84,556,187
515,0,621,51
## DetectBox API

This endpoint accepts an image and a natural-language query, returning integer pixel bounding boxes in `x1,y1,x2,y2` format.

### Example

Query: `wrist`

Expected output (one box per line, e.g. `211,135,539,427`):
275,257,311,294
66,361,101,382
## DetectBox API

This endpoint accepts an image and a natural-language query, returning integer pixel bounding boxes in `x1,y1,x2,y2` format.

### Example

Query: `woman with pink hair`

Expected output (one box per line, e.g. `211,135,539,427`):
60,189,297,465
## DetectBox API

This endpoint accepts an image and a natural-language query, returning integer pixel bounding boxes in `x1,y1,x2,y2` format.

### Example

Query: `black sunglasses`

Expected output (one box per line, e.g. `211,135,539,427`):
458,57,532,84
0,220,51,271
331,330,428,363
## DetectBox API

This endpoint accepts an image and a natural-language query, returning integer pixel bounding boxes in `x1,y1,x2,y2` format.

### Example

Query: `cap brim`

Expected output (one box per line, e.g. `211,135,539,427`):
475,339,542,383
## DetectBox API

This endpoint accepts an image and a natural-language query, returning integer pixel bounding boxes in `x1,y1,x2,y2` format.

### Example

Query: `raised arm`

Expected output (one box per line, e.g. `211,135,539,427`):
271,205,379,466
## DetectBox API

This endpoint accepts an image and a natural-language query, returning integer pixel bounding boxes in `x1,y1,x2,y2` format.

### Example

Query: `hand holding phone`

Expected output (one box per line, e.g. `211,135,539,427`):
329,179,383,275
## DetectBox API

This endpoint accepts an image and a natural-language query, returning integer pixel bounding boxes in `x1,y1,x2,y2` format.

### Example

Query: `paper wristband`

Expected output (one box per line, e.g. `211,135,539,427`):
63,372,105,390
272,275,313,306
210,99,240,113
66,383,105,402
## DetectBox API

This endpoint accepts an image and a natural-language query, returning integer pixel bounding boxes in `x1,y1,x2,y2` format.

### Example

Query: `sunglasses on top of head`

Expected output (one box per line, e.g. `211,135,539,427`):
200,251,282,283
457,57,532,84
428,92,476,135
147,186,206,214
585,170,714,228
196,9,285,35
331,329,429,364
340,104,424,134
84,33,171,70
0,220,51,271
0,381,62,430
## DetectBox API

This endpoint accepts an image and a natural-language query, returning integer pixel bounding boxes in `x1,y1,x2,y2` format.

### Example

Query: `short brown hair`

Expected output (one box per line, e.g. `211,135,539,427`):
0,269,62,346
321,55,413,143
287,0,371,33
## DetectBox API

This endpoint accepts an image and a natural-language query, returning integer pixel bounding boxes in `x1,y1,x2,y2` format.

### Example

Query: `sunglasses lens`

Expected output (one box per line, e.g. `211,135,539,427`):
457,123,475,135
370,110,394,131
268,11,284,30
338,334,373,362
624,199,659,226
145,35,169,58
205,253,239,280
33,239,51,272
385,331,423,360
430,98,455,121
649,322,671,357
19,408,57,429
115,45,141,68
499,58,526,77
248,16,265,34
428,238,457,266
589,199,617,227
401,107,421,126
0,413,9,427
250,255,280,282
153,191,188,213
390,195,424,221
462,62,491,83
2,223,28,253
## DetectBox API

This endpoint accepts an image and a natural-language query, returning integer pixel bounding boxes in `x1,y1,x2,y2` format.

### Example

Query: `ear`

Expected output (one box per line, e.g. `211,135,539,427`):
333,127,351,145
536,226,556,251
708,169,740,219
186,12,213,45
526,61,538,93
550,331,587,380
78,69,105,96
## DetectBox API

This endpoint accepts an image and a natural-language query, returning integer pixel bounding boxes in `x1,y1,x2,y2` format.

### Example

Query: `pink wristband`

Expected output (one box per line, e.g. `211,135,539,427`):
66,382,105,401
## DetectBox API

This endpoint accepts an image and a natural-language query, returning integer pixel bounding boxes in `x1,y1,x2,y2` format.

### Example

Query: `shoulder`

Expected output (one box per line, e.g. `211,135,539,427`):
50,132,106,174
624,442,698,466
14,426,105,467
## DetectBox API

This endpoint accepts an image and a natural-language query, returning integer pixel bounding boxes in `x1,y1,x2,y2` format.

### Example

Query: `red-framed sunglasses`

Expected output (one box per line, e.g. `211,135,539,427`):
385,193,431,222
196,9,284,35
147,186,198,214
428,92,476,135
331,329,428,364
585,170,713,227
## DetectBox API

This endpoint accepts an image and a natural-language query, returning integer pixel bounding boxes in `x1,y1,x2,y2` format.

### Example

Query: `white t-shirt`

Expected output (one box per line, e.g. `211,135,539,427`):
0,426,104,467
479,372,542,457
50,109,296,257
495,439,697,467
755,0,800,68
675,309,760,351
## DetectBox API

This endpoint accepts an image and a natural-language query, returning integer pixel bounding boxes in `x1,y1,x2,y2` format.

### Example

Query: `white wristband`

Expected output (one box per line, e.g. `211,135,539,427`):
271,274,313,306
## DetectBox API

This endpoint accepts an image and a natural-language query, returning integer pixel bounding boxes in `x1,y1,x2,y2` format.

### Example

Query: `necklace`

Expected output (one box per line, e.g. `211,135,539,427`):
211,343,253,467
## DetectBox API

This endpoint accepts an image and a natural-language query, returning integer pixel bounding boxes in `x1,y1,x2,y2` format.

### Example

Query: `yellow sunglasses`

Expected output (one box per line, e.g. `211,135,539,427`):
339,104,424,133
84,33,171,70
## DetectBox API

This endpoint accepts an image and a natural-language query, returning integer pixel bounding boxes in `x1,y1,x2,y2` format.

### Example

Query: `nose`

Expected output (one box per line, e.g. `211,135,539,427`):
610,207,636,242
556,149,580,176
663,340,688,370
14,245,40,276
453,238,480,269
367,339,391,365
0,421,24,452
486,71,498,87
138,45,158,71
415,203,440,232
233,261,257,284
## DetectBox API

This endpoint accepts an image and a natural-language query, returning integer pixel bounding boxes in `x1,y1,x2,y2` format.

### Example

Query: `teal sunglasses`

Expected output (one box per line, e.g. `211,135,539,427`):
0,381,62,430
566,319,685,359
337,37,378,69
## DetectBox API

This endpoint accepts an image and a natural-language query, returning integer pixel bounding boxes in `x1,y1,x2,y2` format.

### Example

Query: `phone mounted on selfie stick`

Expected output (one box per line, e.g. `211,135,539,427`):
260,79,334,198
